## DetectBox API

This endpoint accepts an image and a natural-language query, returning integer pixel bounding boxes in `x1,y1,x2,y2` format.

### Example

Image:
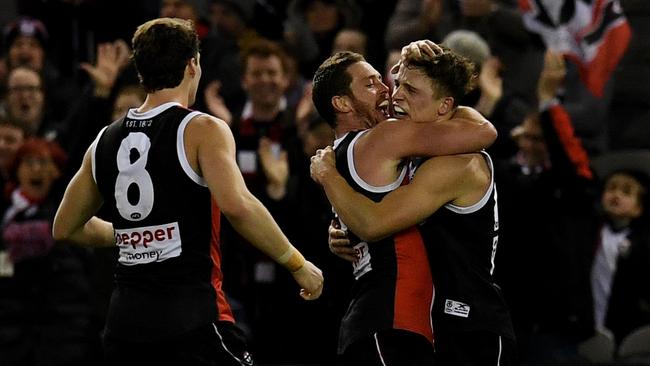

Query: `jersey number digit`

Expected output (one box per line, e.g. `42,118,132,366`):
115,132,154,221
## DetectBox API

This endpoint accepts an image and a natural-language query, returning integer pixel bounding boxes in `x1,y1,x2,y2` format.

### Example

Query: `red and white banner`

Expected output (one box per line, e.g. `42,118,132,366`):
520,0,632,97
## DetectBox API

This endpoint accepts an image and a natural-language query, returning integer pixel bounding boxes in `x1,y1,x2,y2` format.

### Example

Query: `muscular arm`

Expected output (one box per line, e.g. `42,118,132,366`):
53,148,115,246
190,115,323,299
315,151,488,242
363,106,496,161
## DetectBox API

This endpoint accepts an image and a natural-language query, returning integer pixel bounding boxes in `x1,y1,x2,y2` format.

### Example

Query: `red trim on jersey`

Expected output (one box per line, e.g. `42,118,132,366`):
393,226,434,344
210,198,235,323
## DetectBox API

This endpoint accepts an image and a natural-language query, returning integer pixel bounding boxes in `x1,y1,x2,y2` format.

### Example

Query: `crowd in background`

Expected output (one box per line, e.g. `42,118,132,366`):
0,0,648,365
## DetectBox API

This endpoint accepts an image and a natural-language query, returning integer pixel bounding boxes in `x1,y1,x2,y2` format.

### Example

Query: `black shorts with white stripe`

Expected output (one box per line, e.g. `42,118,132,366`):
434,330,516,366
103,320,254,366
341,329,436,366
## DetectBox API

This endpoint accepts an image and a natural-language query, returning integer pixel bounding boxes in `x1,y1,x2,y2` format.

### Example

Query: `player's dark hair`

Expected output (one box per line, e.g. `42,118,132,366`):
406,47,476,106
312,51,365,128
131,18,199,93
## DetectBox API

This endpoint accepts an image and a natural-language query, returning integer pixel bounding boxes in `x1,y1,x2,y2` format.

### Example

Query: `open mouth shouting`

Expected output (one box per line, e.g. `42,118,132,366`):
392,103,408,119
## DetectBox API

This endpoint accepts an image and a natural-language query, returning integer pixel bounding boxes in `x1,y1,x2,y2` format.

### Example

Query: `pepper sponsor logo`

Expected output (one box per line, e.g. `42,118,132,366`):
115,222,182,265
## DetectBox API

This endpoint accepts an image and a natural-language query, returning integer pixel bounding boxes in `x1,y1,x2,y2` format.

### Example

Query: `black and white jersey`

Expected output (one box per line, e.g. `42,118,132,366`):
92,102,233,341
417,152,515,340
334,131,434,354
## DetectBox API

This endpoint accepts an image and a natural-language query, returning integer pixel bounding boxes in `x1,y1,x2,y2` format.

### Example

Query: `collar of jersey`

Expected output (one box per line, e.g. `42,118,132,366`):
127,102,182,120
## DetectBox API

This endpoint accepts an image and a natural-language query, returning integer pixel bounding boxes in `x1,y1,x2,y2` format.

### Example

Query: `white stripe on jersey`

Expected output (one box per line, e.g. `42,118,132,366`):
90,126,109,184
445,151,495,214
346,130,406,193
176,111,207,186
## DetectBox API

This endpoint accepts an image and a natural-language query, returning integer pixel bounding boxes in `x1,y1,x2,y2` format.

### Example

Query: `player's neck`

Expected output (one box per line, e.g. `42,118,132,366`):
138,88,190,113
333,113,371,138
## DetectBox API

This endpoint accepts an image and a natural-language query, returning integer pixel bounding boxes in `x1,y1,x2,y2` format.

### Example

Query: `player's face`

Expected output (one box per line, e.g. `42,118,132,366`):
601,173,644,221
346,61,390,127
391,65,448,122
242,55,289,110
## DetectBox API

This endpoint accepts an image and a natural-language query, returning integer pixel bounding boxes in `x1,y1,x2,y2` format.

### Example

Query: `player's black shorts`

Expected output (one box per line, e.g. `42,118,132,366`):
103,320,253,366
341,329,435,366
435,330,516,366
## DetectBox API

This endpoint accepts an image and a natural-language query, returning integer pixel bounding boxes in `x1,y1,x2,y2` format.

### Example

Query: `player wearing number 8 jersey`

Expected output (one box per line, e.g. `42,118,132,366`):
52,18,323,366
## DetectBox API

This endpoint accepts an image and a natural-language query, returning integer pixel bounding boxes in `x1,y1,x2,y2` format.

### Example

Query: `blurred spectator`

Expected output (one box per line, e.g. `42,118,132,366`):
0,116,25,187
0,138,96,366
494,50,596,364
4,67,50,137
159,0,211,39
284,0,361,77
283,117,350,363
590,165,650,345
608,0,650,150
384,0,444,50
213,38,306,362
442,29,528,157
332,28,367,56
52,40,133,181
3,17,47,73
111,84,146,121
200,0,260,115
2,17,80,122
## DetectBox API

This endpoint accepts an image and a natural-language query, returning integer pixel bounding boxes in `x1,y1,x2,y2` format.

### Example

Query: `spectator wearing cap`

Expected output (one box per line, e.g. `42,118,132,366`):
3,17,47,72
2,17,79,124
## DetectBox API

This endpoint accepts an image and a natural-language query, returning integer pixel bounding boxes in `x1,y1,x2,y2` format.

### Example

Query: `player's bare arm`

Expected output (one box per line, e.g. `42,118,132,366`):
360,108,495,160
187,114,323,300
311,147,489,242
52,147,115,247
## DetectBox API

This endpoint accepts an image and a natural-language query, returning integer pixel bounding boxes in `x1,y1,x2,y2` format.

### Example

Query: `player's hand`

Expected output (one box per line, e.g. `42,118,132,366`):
291,260,324,300
391,40,444,74
328,220,356,262
310,146,336,184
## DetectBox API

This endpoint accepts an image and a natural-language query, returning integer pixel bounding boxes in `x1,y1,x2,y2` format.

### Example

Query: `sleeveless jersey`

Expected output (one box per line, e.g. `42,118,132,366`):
334,131,434,354
92,102,233,341
416,152,515,340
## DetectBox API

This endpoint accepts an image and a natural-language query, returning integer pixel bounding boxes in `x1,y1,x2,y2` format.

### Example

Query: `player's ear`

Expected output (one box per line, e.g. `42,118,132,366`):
438,97,454,115
187,58,198,77
332,95,352,113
